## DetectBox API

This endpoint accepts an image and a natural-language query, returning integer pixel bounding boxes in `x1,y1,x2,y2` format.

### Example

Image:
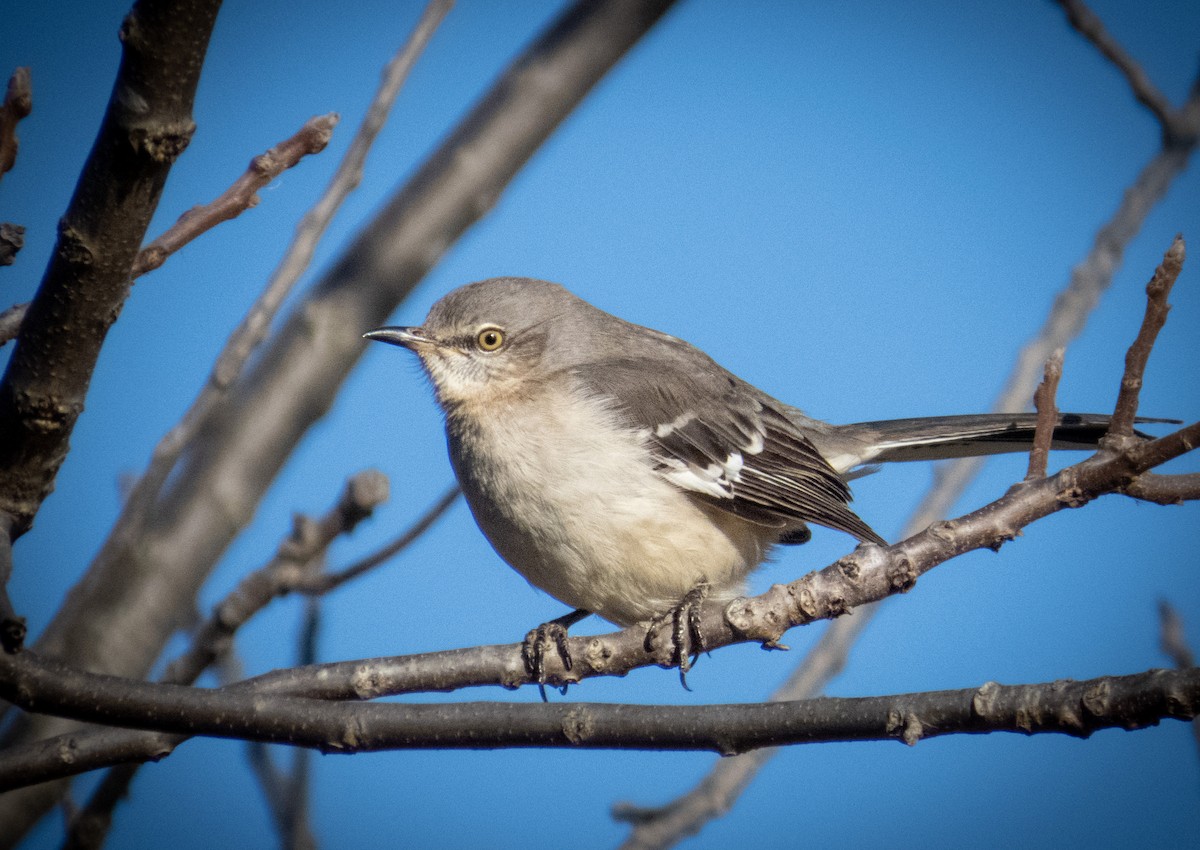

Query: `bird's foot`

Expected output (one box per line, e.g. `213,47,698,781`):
521,608,589,701
644,581,710,690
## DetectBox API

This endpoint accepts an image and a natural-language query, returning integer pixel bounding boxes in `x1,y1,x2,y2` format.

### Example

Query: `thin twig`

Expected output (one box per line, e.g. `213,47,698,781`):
0,67,32,180
1026,348,1065,480
1108,235,1184,438
133,113,338,277
299,484,460,595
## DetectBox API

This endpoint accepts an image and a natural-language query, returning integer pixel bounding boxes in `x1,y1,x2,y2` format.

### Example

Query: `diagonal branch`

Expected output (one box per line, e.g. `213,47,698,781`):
1054,0,1180,141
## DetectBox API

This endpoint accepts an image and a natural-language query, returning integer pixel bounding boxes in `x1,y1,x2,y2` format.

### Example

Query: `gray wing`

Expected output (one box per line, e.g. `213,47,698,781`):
570,358,885,545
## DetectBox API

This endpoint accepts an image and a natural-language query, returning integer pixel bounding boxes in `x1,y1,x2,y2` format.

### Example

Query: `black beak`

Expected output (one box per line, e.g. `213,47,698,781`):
362,326,431,349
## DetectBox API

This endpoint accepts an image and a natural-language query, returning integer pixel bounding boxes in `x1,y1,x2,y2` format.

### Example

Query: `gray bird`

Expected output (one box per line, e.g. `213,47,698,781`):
364,277,1130,639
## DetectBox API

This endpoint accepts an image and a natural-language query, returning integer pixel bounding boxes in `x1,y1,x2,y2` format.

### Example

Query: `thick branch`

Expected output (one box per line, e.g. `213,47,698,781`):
0,652,1195,783
0,0,222,538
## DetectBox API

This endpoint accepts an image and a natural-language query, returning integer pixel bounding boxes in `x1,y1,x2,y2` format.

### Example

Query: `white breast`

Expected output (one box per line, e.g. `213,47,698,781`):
446,379,772,625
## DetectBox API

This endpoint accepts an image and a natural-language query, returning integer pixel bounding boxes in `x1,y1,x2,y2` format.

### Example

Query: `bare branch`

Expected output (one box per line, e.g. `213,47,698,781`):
160,470,388,687
1,114,338,341
1108,235,1184,438
1122,471,1200,504
0,648,1195,772
0,302,25,347
0,511,21,652
300,484,460,595
133,113,338,278
1026,349,1065,480
0,67,32,180
1055,0,1180,140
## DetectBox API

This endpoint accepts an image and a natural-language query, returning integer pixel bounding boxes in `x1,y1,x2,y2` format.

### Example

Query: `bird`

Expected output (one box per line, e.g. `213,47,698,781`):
365,277,1137,668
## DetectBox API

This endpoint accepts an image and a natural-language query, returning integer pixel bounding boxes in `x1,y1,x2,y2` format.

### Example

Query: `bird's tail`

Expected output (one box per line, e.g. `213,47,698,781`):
816,413,1174,472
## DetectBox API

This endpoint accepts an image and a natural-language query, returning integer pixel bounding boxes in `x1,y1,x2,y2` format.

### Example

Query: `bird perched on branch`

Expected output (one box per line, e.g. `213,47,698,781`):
365,277,1144,676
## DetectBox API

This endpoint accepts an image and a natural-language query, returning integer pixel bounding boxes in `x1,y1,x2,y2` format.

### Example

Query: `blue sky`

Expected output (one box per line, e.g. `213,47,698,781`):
4,1,1199,848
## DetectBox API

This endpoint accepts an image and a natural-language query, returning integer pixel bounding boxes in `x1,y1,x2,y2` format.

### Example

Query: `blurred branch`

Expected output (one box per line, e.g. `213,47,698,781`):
0,511,20,653
1054,0,1197,145
247,593,321,850
1157,601,1200,764
0,67,32,181
0,653,1196,760
0,0,221,539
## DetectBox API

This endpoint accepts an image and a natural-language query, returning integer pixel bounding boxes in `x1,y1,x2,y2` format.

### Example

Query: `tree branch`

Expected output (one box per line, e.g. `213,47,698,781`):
0,0,222,539
0,66,32,181
1026,348,1064,480
0,651,1195,774
0,223,24,268
1054,0,1183,142
133,113,338,278
1108,236,1184,438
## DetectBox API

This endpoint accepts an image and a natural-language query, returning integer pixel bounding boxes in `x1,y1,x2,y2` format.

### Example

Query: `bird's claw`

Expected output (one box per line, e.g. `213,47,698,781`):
644,581,710,690
521,609,588,701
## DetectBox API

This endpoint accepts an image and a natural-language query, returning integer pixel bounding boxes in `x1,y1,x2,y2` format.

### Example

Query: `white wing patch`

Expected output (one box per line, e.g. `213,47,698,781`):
650,417,766,501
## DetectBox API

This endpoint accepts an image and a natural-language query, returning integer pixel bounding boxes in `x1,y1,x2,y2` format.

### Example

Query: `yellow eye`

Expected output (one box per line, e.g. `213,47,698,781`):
476,328,505,351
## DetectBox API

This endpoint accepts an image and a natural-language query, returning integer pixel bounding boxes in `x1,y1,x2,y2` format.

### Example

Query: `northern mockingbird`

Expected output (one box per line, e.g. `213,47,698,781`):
366,277,1127,636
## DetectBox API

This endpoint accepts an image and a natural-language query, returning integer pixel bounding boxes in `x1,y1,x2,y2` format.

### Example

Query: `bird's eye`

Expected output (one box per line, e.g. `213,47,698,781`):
476,328,505,351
